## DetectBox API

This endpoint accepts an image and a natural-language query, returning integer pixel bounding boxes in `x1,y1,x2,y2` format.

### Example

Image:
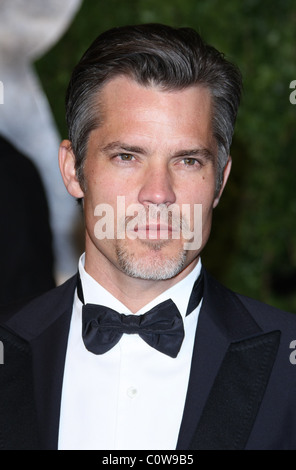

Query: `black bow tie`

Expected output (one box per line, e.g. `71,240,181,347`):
78,270,204,358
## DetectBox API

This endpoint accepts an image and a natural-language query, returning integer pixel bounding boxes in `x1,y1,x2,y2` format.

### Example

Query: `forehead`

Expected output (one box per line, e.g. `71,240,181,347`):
100,75,213,116
92,76,216,153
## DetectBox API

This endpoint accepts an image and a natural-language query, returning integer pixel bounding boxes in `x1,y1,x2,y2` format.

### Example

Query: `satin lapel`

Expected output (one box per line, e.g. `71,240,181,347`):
31,307,73,449
177,271,280,450
177,271,230,449
190,330,280,450
5,275,77,450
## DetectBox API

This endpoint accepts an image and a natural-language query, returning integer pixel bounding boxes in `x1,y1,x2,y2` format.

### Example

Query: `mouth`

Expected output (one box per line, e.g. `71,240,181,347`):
132,224,177,240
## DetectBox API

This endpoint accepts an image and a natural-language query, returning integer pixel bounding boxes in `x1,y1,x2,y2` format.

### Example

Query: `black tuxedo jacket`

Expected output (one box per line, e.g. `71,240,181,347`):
1,270,296,450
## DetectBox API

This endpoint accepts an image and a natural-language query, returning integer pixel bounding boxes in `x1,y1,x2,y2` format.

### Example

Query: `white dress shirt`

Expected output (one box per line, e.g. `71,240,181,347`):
58,254,203,450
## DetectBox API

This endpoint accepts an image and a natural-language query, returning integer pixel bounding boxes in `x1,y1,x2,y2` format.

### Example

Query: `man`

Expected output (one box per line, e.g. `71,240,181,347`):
1,24,296,450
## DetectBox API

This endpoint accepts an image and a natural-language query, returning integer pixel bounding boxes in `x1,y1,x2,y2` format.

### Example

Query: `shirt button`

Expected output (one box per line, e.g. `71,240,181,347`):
127,387,138,399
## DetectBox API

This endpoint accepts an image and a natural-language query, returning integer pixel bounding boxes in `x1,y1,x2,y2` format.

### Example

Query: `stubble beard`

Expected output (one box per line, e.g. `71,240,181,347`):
114,204,193,280
115,238,188,281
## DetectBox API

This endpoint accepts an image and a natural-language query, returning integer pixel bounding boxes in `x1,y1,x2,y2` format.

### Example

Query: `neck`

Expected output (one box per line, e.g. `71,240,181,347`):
84,249,199,313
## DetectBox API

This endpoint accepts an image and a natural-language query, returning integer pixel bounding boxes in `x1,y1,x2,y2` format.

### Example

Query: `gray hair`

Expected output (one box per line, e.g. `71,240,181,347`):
65,23,242,194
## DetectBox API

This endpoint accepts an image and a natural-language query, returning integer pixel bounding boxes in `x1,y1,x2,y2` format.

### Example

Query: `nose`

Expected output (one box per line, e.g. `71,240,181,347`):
137,162,176,207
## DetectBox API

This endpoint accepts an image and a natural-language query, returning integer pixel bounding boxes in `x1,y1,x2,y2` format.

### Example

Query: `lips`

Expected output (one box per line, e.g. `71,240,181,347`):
134,224,176,239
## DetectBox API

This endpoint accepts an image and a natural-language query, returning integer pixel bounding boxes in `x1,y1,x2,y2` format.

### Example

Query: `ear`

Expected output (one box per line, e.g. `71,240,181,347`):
59,140,84,199
213,156,232,208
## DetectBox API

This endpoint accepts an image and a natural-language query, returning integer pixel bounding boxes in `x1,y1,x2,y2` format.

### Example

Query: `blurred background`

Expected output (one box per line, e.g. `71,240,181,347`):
1,0,296,311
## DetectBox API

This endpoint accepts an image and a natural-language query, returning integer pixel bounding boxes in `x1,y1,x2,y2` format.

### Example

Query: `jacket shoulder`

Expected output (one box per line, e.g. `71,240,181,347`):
0,326,40,449
0,274,78,341
204,269,296,333
238,291,296,332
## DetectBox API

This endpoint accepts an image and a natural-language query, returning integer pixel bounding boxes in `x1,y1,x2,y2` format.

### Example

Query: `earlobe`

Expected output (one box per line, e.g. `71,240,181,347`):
213,156,232,208
58,140,84,199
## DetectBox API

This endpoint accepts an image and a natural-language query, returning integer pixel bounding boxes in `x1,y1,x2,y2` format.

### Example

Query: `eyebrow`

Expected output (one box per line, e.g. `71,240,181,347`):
100,140,215,162
173,148,215,162
100,141,148,155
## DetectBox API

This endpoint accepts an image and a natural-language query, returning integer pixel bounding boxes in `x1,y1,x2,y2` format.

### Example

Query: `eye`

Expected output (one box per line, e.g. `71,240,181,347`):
183,158,199,166
117,153,135,161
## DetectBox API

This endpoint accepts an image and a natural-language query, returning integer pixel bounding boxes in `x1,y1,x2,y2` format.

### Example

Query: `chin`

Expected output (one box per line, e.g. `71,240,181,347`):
115,239,188,281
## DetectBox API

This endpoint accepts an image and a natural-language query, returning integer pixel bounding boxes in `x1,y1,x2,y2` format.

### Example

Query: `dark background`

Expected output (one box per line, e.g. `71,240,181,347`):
35,0,296,312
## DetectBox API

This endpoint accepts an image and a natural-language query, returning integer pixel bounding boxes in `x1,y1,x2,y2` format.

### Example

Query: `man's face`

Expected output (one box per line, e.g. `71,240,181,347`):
66,76,230,282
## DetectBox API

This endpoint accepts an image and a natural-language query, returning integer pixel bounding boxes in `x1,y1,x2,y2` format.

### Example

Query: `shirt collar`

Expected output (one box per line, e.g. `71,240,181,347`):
78,253,202,321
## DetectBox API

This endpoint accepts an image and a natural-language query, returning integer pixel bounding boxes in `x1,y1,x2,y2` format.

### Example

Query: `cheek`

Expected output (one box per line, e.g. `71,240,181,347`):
181,177,216,212
84,169,118,207
201,204,214,231
184,183,215,237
